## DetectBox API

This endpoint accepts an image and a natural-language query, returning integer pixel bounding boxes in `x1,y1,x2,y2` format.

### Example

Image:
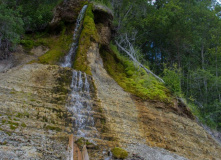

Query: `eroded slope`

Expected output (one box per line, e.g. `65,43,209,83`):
0,64,73,159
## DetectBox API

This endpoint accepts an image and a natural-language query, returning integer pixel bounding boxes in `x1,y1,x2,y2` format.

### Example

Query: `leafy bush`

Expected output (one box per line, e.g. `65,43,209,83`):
163,65,181,96
0,3,24,51
111,147,128,159
18,0,62,31
0,0,62,55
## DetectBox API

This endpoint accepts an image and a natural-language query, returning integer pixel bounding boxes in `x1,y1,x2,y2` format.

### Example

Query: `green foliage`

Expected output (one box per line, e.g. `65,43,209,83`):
0,3,24,50
20,39,35,50
111,147,128,159
101,43,171,102
75,137,85,148
45,125,62,132
16,111,29,118
0,0,62,51
0,141,7,145
21,123,27,127
111,0,221,130
163,65,181,96
35,28,73,64
74,4,99,74
8,121,19,130
17,0,62,31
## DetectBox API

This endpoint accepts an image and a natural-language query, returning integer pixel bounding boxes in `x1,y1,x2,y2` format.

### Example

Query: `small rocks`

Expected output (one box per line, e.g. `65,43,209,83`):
125,153,144,160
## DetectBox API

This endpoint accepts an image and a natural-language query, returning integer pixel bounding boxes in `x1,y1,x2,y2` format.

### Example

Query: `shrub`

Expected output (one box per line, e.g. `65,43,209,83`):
111,147,128,159
163,65,181,96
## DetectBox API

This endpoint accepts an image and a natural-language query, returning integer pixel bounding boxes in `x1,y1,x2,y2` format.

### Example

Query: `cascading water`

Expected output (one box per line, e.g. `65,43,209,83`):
66,70,98,138
61,4,99,160
61,5,88,68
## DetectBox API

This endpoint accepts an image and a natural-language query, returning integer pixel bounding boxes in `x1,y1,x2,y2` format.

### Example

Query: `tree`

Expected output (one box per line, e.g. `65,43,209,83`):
0,3,24,55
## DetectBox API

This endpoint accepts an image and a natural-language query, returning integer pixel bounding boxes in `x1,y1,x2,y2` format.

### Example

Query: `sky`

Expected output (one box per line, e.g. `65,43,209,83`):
150,0,221,5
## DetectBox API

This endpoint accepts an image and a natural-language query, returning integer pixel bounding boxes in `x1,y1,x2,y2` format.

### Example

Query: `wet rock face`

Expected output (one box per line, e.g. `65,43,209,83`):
50,0,86,29
0,64,73,159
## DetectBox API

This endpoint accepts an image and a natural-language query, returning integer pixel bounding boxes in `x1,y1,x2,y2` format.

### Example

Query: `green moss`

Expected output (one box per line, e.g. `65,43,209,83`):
24,112,30,118
100,44,171,102
75,137,85,148
52,69,72,95
101,118,106,125
2,119,6,124
20,26,72,65
21,122,27,127
38,30,73,64
30,98,36,102
86,141,93,146
101,126,109,133
16,112,29,118
16,113,22,118
6,131,12,136
8,121,18,125
10,91,16,94
10,124,18,130
45,125,62,132
8,121,19,130
74,4,99,75
126,70,134,77
111,147,128,159
43,116,48,122
75,137,97,149
20,36,48,54
0,141,8,145
20,39,35,50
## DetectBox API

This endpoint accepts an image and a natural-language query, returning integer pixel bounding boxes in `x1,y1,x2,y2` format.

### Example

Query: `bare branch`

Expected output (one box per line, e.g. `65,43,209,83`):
115,40,165,83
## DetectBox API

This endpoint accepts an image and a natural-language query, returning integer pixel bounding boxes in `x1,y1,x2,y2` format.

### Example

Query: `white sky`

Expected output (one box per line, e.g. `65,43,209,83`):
151,0,221,5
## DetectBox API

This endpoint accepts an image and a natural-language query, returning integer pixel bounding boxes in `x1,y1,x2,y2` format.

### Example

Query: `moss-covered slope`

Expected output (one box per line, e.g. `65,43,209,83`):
100,44,171,103
74,4,99,75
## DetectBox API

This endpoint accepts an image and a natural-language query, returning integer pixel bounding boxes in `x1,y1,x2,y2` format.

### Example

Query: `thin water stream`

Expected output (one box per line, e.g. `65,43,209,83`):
61,5,87,68
60,5,98,160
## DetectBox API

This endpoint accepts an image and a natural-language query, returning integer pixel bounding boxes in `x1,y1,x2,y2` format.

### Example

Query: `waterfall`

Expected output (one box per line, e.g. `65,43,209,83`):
61,5,88,68
60,5,98,159
66,70,97,138
61,4,98,139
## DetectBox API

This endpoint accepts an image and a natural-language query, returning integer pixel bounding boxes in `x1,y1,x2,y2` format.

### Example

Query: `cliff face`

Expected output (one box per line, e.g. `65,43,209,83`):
84,3,221,160
0,64,73,159
0,1,221,160
86,42,221,160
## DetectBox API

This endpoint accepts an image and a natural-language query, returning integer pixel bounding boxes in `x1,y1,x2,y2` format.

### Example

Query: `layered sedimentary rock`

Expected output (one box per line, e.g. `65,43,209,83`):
0,64,73,159
85,4,221,160
50,0,87,29
86,40,221,160
1,2,221,160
